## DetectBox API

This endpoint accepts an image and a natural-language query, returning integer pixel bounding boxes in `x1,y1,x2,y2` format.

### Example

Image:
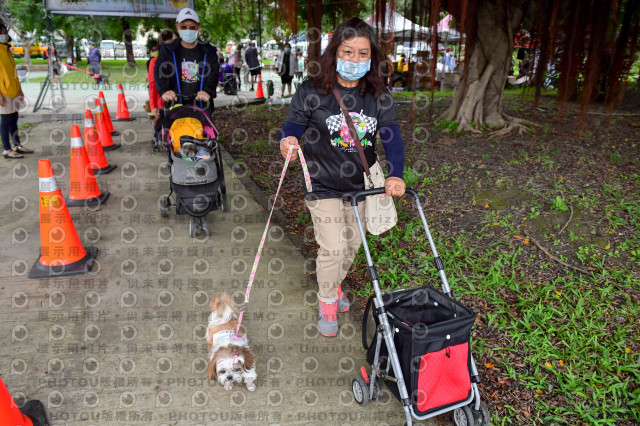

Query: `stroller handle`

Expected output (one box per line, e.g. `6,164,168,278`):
348,188,418,206
163,93,210,113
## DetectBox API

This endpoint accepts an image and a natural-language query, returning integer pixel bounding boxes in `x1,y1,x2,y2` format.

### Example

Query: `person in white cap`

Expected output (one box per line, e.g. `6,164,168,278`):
155,7,220,113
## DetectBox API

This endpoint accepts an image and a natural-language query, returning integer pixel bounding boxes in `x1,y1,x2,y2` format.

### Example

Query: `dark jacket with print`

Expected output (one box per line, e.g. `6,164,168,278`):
154,38,220,99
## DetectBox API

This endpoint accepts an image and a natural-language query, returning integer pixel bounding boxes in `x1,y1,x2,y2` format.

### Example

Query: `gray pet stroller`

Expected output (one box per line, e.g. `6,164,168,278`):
349,188,489,426
157,95,227,237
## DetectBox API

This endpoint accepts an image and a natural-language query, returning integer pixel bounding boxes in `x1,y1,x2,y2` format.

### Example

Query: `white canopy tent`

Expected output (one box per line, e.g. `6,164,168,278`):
364,7,431,42
365,9,461,45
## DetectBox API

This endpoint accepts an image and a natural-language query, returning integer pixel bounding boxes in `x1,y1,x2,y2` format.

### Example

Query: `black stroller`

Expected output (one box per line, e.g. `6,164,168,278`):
350,188,489,426
223,73,238,96
157,95,227,237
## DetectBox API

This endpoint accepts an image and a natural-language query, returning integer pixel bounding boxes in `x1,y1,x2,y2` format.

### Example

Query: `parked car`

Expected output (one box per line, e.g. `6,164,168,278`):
132,43,146,58
115,42,125,58
261,40,280,62
100,40,116,58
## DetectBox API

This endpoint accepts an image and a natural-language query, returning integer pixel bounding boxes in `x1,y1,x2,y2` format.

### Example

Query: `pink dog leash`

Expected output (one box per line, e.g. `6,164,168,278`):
234,145,311,342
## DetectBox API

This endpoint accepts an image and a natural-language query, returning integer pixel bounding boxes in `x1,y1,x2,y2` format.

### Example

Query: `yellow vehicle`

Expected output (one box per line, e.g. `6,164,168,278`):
11,38,46,58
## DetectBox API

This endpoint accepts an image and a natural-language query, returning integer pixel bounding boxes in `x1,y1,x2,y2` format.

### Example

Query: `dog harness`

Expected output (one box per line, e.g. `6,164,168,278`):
208,329,249,361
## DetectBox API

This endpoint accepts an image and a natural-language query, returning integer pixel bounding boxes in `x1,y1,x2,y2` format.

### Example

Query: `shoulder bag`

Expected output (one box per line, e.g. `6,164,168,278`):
332,88,397,235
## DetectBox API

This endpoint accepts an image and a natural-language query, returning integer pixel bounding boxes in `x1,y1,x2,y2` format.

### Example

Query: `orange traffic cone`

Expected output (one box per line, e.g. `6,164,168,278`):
115,83,134,121
66,124,110,208
98,90,119,136
94,100,121,151
1,377,30,426
255,74,265,99
29,159,98,278
84,109,116,175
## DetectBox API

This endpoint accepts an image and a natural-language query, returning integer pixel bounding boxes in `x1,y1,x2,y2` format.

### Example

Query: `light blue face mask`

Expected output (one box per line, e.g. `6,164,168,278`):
179,29,198,43
336,57,371,81
284,47,291,53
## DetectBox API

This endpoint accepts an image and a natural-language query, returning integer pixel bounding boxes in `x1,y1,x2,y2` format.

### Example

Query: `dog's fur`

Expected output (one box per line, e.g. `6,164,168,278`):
179,142,198,159
91,71,110,88
206,293,257,391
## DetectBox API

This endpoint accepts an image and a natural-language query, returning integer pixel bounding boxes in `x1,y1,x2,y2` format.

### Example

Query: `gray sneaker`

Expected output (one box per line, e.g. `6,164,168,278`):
337,284,350,313
318,300,338,337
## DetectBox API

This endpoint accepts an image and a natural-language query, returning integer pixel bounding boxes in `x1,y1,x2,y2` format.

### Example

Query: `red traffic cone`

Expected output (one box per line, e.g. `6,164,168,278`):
95,100,121,151
98,90,119,136
84,109,116,175
255,74,265,99
115,83,134,121
67,124,110,207
29,159,98,278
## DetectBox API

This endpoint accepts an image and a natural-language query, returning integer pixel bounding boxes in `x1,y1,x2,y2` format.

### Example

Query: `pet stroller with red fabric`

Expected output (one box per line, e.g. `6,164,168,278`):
349,188,489,426
157,95,227,237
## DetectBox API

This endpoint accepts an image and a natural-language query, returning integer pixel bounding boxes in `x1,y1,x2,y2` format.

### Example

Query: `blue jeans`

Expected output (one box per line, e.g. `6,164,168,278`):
1,112,20,151
90,63,101,75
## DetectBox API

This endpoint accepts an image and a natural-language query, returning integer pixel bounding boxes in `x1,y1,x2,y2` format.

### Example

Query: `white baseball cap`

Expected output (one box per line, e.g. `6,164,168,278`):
176,8,200,24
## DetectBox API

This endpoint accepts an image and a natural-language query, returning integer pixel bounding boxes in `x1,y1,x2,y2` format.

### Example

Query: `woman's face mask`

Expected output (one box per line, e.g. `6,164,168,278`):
179,29,198,43
0,34,11,44
336,57,371,81
284,47,291,53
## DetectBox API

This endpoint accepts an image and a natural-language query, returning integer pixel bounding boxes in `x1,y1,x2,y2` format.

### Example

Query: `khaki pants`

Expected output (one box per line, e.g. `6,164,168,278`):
305,198,366,303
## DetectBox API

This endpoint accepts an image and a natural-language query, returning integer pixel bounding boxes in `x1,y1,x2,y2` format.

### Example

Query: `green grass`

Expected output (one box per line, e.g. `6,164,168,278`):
29,59,150,84
353,214,640,424
14,58,48,65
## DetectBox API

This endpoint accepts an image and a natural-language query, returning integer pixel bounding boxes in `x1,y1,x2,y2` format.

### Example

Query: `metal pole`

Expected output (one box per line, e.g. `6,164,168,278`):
258,0,262,48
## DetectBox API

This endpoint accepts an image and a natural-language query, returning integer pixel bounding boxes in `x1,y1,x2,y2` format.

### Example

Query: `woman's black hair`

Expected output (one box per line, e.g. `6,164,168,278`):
311,17,386,98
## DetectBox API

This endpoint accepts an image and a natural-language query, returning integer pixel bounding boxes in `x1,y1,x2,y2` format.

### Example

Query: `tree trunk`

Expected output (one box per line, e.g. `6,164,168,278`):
441,0,526,134
75,41,82,62
23,38,33,66
122,18,136,65
64,33,74,62
306,0,323,76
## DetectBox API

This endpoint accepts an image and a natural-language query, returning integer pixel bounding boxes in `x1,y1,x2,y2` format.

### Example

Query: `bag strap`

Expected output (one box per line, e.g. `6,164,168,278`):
362,295,375,350
332,88,371,178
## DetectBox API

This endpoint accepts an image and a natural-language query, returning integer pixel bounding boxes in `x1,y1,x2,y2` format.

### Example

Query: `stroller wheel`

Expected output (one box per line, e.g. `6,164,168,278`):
202,216,211,235
159,195,170,218
470,401,490,426
219,191,228,212
352,376,370,406
189,217,198,238
452,405,473,426
189,216,210,238
371,379,380,401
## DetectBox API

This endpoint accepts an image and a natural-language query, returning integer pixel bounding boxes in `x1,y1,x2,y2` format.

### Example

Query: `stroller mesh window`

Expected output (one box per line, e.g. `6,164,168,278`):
365,286,476,416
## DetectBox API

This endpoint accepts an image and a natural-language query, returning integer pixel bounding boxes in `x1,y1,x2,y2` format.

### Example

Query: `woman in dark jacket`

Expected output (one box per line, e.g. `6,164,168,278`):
279,17,405,337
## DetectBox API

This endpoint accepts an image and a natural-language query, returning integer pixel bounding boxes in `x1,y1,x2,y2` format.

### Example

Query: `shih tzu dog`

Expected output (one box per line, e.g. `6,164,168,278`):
206,293,257,391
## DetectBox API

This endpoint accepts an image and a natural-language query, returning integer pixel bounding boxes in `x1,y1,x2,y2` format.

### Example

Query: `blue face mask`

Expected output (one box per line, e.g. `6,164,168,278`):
284,47,291,53
336,57,371,81
179,29,198,44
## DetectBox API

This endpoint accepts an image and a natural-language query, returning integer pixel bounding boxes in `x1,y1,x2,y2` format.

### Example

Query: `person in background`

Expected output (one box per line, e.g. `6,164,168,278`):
44,41,60,86
148,30,176,123
444,48,454,72
241,43,250,86
275,42,298,97
230,43,243,91
278,17,405,337
0,22,32,159
155,7,219,114
88,41,101,75
244,41,261,91
295,48,304,82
